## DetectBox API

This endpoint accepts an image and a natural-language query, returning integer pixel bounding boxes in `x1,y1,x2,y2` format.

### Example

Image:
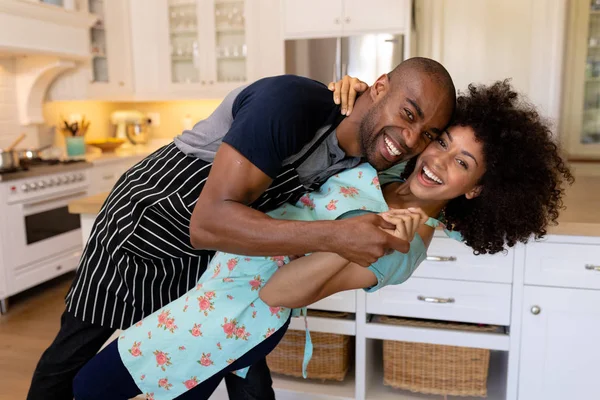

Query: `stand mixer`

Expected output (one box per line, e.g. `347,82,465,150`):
110,110,151,147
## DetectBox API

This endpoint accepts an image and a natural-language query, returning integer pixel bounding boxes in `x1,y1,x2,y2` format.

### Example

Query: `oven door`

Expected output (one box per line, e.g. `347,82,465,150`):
5,188,88,269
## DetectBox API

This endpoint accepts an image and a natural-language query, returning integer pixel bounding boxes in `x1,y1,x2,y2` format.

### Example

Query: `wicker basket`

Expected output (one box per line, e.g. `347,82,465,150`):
267,310,354,381
378,316,500,398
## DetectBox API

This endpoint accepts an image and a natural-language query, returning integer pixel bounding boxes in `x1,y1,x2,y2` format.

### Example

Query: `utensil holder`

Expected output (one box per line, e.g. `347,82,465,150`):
66,136,85,157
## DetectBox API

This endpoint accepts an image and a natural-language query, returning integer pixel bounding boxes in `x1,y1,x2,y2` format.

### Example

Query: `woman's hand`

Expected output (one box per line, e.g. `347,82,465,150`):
379,208,430,243
328,75,369,116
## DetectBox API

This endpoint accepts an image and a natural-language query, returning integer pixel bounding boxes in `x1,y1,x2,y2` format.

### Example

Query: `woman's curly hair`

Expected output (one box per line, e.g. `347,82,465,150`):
404,80,574,254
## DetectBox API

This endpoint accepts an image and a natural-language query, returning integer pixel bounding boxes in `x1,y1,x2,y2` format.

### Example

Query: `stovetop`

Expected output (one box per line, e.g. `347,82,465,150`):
0,158,92,182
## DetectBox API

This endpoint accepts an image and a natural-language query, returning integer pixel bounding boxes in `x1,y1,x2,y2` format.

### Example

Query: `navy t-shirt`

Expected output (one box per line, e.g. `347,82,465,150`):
222,75,339,179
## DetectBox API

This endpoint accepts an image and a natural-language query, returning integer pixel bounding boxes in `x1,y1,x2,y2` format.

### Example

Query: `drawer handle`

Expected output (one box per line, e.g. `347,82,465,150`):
102,174,115,180
426,255,457,262
585,264,600,272
56,265,62,271
417,295,455,304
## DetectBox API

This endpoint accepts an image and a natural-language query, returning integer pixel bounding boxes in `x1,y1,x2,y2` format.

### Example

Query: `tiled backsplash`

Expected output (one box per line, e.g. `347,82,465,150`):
43,99,223,141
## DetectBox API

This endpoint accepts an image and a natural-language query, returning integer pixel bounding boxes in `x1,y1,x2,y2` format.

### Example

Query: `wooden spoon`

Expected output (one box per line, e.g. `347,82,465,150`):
6,133,26,151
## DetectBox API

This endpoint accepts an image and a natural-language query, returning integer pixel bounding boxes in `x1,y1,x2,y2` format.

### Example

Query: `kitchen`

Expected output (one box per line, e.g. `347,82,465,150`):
0,0,599,399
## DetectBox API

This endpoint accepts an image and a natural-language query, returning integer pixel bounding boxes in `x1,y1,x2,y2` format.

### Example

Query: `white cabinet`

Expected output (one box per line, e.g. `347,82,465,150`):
518,286,600,400
282,0,344,39
87,0,134,98
282,0,410,39
343,0,409,34
47,0,134,100
525,241,600,290
131,0,283,99
88,156,144,195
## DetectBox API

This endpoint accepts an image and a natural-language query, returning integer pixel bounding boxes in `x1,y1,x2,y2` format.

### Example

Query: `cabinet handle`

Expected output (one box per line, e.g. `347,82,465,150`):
118,81,124,87
417,295,455,304
209,80,214,85
530,305,541,315
585,264,600,271
334,18,340,24
56,265,63,271
201,81,206,85
426,255,457,262
102,174,115,180
345,17,351,23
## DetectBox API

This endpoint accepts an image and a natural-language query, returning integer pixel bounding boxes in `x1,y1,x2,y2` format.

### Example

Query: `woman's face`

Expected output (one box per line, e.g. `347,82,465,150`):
407,125,486,201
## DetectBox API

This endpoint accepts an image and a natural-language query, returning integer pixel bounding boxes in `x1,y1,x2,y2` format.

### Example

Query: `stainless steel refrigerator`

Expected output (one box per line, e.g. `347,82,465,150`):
285,34,405,86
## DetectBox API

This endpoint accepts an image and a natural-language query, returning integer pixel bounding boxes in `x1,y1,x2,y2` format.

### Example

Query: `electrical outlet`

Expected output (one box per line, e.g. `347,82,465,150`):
146,112,160,127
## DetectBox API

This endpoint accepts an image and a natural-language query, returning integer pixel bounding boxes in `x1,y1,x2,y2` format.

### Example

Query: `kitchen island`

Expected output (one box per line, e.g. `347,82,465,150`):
68,172,600,400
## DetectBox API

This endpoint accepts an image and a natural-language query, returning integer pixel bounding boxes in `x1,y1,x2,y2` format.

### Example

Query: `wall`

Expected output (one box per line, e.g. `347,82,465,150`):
0,58,20,148
43,99,222,144
414,0,566,130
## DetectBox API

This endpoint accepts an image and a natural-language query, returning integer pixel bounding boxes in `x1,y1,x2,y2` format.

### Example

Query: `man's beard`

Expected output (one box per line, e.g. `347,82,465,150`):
359,104,386,170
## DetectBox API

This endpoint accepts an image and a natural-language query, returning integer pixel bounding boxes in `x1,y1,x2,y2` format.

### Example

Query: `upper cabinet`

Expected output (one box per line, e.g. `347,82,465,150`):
561,0,600,160
47,0,134,101
130,0,283,99
282,0,410,39
87,0,134,98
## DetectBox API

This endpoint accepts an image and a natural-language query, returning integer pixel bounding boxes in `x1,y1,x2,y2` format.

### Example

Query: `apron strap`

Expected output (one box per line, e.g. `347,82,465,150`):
292,307,314,378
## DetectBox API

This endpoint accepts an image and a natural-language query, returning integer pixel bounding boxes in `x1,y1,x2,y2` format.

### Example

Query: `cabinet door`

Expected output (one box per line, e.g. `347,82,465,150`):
282,0,343,39
88,0,134,98
201,0,251,89
519,286,600,400
343,0,409,34
156,0,208,94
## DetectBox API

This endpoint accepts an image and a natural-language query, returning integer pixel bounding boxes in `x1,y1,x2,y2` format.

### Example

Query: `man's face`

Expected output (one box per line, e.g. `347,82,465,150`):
359,73,454,171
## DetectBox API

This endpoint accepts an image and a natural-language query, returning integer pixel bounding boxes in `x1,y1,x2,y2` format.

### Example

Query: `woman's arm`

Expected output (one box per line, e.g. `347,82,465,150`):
260,208,431,309
259,252,377,309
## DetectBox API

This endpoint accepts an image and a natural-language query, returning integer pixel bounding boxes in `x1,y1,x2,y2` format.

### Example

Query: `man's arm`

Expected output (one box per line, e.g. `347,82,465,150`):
190,143,409,266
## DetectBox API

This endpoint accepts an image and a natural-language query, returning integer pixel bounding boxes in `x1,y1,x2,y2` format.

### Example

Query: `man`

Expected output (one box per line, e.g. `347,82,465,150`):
28,57,455,400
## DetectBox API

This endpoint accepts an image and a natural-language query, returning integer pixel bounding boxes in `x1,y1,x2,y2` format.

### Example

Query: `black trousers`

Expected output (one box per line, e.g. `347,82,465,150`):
27,310,277,400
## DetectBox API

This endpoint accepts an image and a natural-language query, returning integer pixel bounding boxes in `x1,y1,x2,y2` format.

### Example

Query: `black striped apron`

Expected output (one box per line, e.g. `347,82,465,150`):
66,123,340,329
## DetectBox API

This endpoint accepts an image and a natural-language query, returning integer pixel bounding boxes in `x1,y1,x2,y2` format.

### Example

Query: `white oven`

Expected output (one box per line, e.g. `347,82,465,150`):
1,170,90,296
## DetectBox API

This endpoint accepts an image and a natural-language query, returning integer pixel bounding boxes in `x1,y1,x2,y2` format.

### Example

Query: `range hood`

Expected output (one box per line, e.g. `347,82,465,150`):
0,0,97,125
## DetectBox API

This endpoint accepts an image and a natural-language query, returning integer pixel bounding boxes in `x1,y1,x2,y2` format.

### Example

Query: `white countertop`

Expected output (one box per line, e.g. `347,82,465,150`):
84,139,172,165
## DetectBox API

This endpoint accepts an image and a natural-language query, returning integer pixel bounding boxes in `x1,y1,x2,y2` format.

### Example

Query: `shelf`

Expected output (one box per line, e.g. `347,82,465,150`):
217,55,246,60
364,321,510,351
216,27,245,34
170,29,197,35
171,55,194,61
365,350,508,400
289,314,356,336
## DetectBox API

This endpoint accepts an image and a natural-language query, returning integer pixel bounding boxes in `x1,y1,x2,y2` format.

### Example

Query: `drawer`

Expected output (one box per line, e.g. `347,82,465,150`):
7,249,81,296
366,277,512,325
525,242,600,290
308,290,356,313
412,236,514,283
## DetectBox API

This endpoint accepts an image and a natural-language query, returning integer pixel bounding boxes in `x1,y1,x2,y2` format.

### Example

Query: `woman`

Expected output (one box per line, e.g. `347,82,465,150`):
72,80,572,400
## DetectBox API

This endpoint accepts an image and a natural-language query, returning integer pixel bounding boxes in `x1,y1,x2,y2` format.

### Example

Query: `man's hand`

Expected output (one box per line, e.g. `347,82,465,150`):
332,213,410,267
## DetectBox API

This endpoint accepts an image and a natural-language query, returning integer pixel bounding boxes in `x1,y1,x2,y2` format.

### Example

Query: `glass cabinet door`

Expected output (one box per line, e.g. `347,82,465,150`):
582,3,600,146
89,0,109,83
210,0,248,83
168,0,201,84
